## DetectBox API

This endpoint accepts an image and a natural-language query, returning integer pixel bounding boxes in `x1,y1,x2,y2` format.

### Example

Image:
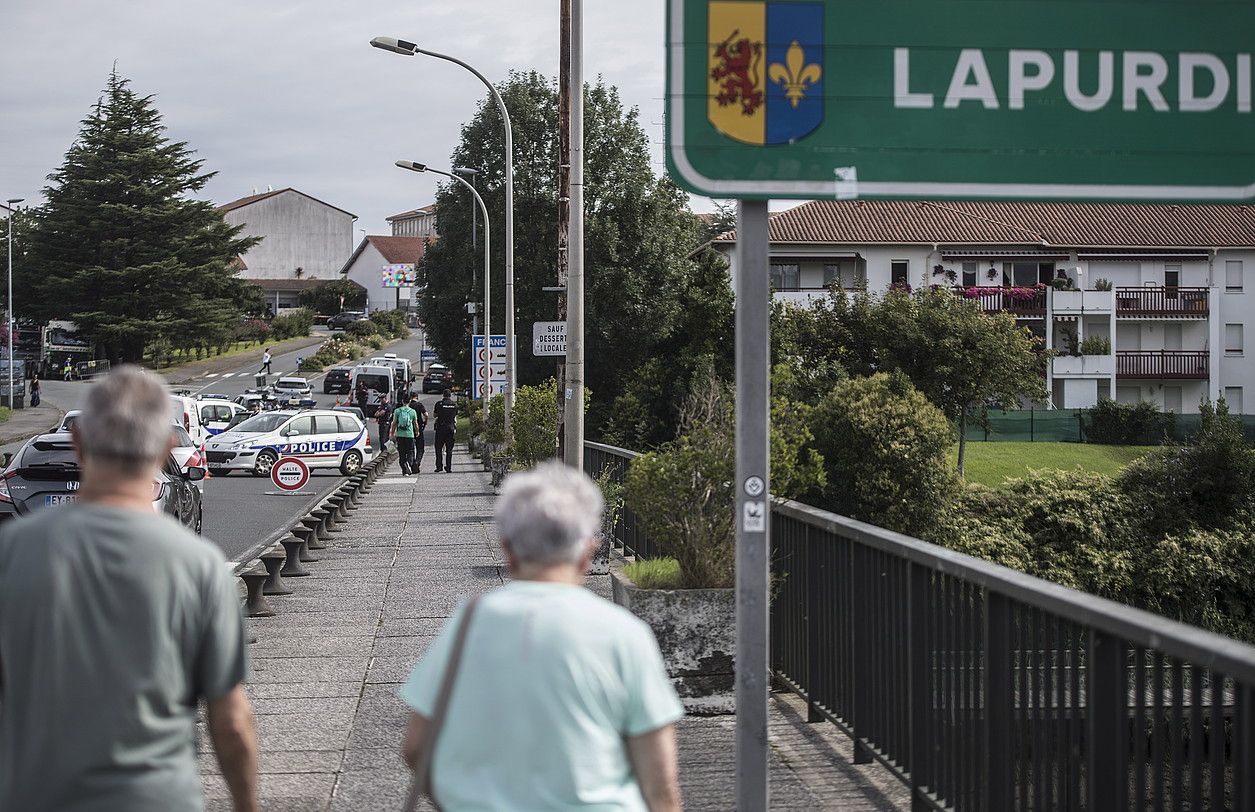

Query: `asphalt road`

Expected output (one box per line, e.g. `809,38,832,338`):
4,330,443,564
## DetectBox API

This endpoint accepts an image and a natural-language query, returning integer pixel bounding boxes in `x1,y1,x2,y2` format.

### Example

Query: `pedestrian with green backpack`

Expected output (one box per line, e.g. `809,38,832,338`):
391,398,420,476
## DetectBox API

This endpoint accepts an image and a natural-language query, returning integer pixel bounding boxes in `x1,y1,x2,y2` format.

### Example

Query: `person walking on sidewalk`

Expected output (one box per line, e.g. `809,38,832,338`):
411,397,429,470
375,394,393,452
0,366,258,812
257,348,272,377
27,374,39,407
399,462,683,811
432,389,457,473
391,397,419,475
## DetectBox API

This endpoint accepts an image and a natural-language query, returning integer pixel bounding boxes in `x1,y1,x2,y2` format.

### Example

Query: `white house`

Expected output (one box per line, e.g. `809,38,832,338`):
340,235,432,314
387,205,437,238
713,200,1255,413
218,188,357,311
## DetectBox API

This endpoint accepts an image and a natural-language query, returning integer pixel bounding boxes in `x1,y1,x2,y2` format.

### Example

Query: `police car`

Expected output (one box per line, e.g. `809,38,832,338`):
203,409,368,477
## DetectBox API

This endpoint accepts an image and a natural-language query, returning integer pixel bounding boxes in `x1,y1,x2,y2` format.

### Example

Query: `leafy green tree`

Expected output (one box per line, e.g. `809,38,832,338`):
810,373,955,536
23,71,258,362
299,279,367,315
418,72,708,433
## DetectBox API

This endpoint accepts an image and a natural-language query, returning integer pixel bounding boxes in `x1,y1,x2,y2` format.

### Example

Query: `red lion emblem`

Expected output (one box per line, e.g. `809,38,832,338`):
711,31,763,115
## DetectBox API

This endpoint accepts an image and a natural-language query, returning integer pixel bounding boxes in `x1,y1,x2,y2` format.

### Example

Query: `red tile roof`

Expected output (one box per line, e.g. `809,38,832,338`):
713,200,1255,249
386,204,436,222
339,235,433,274
217,188,357,220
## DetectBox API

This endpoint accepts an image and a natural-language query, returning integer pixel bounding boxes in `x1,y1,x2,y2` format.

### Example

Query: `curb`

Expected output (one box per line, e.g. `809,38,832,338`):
0,404,66,448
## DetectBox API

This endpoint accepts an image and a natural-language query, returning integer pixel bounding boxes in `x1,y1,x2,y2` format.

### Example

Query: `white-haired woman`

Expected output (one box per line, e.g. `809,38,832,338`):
399,462,683,811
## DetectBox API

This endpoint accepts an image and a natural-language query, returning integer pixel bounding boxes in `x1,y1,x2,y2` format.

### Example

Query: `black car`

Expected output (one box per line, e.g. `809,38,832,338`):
323,366,353,394
0,434,205,532
327,311,367,330
422,364,455,394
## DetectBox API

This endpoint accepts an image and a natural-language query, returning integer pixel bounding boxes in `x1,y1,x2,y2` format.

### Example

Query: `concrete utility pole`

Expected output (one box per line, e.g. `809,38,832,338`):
562,0,585,469
5,198,22,409
555,0,571,460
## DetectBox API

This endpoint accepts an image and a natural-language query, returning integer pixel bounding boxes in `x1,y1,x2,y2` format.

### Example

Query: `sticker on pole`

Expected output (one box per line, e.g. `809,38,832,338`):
271,457,310,492
742,500,766,533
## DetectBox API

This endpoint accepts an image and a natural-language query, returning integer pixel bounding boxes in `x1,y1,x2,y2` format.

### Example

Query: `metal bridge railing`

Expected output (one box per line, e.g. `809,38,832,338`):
584,439,1255,810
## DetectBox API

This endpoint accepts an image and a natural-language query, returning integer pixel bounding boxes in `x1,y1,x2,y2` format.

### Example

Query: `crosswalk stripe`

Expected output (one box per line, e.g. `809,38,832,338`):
221,373,234,378
204,373,219,378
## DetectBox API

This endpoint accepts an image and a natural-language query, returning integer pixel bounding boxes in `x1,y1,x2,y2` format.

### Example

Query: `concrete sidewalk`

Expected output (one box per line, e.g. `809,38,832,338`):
0,399,64,447
201,447,908,810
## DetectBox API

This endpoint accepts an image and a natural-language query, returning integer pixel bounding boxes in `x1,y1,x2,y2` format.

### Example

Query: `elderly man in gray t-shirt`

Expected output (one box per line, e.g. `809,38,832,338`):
0,366,258,812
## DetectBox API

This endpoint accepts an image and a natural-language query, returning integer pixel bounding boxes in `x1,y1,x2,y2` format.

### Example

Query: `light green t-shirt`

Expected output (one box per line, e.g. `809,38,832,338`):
400,581,683,811
393,405,418,439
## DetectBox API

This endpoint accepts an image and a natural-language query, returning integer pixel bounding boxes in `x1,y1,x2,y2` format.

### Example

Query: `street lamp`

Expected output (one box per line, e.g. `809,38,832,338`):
371,36,516,440
395,161,494,421
452,167,480,252
5,198,23,410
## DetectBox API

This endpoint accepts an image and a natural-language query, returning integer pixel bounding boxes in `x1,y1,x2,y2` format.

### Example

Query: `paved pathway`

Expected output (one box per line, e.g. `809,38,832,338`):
201,447,909,810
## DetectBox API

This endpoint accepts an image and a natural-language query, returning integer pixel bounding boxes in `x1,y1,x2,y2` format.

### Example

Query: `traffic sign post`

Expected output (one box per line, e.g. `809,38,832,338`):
666,0,1255,201
269,457,311,495
471,334,508,398
532,321,567,357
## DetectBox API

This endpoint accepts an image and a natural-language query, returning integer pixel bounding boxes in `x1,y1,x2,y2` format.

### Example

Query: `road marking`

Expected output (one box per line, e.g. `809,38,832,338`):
220,373,234,378
205,373,219,378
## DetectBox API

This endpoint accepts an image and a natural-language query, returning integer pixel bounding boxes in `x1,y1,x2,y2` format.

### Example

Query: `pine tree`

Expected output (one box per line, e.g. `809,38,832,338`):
25,71,259,362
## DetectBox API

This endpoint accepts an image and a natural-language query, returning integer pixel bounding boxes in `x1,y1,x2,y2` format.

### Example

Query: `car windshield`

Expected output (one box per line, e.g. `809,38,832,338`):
357,374,388,391
231,413,290,433
275,379,307,390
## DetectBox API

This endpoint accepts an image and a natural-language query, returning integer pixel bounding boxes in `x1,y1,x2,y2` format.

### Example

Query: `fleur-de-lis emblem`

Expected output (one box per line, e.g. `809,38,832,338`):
768,41,821,108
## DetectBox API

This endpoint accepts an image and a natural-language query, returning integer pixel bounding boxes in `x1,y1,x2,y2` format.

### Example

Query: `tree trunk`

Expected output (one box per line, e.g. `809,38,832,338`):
957,408,968,479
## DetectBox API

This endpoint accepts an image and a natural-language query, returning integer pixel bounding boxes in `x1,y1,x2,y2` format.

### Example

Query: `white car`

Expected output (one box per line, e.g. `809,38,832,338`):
58,410,207,492
170,394,209,445
203,409,368,477
197,399,248,437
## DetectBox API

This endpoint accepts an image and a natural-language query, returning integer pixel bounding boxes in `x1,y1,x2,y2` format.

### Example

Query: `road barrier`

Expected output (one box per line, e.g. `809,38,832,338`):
278,536,310,578
259,548,290,597
584,440,1255,811
239,564,275,618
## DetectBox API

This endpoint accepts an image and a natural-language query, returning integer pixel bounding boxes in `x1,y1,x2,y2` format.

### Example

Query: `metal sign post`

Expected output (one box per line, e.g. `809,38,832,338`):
735,199,771,810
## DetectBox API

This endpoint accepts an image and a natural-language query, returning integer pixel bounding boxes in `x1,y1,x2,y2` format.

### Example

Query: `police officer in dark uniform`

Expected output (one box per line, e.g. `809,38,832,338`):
433,389,457,473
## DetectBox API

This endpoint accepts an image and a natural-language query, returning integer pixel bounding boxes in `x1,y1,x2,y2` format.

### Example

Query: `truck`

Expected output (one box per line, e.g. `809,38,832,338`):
42,321,96,378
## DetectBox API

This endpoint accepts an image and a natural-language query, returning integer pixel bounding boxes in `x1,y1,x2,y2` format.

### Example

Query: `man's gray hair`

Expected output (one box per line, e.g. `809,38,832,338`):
496,461,604,566
76,366,172,474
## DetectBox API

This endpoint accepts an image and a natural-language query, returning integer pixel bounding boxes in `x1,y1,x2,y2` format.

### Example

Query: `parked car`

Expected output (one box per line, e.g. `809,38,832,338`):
323,366,353,395
350,365,395,417
170,393,209,445
197,399,248,437
327,311,368,330
272,376,312,401
204,409,369,477
59,411,204,490
422,364,455,394
0,433,204,531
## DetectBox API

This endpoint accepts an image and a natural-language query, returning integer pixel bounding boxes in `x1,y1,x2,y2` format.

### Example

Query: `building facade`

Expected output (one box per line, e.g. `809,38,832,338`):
218,188,357,311
340,235,431,315
713,201,1255,413
387,205,437,238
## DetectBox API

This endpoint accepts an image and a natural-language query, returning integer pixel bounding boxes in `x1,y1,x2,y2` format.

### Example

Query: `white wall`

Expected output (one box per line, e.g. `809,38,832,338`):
343,243,400,314
225,191,354,280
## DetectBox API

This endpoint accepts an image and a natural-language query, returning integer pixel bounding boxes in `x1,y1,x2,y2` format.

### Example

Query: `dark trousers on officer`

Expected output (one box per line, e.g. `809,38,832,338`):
435,429,454,472
415,430,426,467
395,437,416,475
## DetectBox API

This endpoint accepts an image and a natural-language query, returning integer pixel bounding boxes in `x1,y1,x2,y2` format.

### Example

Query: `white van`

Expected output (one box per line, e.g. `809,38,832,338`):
350,365,395,417
170,394,208,445
368,355,412,393
197,399,248,437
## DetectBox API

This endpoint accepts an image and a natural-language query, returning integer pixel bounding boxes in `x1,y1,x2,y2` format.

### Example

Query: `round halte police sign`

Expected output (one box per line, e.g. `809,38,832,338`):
271,457,310,492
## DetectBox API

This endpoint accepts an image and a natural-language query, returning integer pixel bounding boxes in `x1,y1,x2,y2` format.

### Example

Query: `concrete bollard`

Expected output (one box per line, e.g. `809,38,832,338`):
333,488,352,519
297,517,324,550
260,549,292,595
309,507,333,541
324,495,346,528
279,536,310,577
292,530,319,563
239,564,276,617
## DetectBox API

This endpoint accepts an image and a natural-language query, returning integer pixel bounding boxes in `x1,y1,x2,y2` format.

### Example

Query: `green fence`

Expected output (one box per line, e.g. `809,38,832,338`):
964,410,1255,444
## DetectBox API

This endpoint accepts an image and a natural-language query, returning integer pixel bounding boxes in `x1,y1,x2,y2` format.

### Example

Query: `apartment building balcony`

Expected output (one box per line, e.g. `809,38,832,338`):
1051,289,1114,315
958,286,1047,317
1052,353,1115,377
774,288,832,306
1114,287,1209,318
1116,350,1209,379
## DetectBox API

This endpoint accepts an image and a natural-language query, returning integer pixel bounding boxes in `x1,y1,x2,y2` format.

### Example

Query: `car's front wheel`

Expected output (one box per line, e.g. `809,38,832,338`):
340,449,363,476
253,450,278,477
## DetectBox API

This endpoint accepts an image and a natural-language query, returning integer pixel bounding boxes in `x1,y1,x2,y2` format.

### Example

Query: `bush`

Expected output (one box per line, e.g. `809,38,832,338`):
269,308,314,340
1079,334,1110,355
809,373,955,536
1093,278,1113,291
236,318,270,344
299,279,366,315
1084,400,1175,444
369,309,410,339
365,335,386,350
482,394,507,445
511,379,560,467
346,319,382,339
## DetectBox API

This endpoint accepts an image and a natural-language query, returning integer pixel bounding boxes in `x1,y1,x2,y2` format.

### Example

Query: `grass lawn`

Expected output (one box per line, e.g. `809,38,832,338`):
955,442,1156,487
0,406,12,424
147,333,322,372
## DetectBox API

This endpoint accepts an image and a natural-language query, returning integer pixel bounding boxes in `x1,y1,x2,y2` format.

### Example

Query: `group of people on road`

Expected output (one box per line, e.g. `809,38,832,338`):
369,388,457,475
0,366,682,812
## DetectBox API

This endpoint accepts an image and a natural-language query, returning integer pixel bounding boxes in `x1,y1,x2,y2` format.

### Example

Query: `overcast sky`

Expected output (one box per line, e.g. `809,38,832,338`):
0,0,701,235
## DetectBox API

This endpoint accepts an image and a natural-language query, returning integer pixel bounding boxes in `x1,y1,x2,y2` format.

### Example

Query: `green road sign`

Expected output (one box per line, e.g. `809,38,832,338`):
666,0,1255,201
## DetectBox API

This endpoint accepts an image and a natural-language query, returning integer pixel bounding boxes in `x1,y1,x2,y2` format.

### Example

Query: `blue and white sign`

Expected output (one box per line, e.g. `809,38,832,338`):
420,349,438,361
471,335,508,397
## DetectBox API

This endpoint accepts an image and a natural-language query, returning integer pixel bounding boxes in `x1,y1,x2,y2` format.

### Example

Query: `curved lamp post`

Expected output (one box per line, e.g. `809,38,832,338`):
373,36,515,440
5,198,22,408
395,161,493,420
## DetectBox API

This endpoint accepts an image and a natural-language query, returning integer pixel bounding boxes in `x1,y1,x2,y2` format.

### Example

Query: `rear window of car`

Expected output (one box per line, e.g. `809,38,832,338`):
328,369,349,379
357,374,389,390
20,440,78,469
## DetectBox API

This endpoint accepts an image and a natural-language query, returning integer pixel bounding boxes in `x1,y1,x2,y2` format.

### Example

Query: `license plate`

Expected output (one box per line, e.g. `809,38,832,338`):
44,494,77,507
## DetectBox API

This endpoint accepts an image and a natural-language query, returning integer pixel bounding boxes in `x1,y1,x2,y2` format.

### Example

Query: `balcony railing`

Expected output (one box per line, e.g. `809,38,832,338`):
1116,350,1209,379
1115,287,1209,317
584,441,1255,811
957,286,1047,316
